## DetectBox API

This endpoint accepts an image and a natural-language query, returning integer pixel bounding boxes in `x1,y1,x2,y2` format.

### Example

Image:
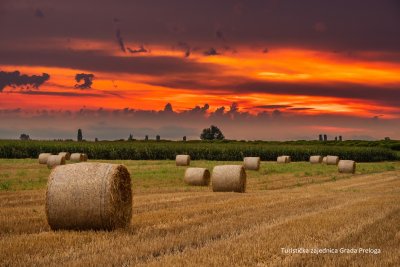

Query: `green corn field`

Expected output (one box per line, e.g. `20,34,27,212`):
0,140,398,162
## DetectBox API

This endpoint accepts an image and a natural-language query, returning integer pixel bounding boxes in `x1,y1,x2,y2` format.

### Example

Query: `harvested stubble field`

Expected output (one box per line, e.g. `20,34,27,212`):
0,159,399,266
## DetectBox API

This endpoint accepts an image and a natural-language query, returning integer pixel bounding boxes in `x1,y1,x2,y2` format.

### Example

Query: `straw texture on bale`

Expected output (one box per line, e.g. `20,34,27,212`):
211,165,246,193
322,157,327,164
338,160,356,174
47,155,66,169
310,155,323,164
184,168,210,186
46,163,132,230
326,155,340,165
58,152,71,160
243,157,260,171
38,153,52,164
70,153,87,162
277,156,290,164
176,155,190,166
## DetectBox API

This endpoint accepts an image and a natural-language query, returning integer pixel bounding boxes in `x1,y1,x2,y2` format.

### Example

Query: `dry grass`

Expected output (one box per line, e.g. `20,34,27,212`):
0,159,399,266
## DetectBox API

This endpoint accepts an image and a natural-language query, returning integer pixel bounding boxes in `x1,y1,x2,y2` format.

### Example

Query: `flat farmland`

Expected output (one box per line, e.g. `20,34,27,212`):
0,159,399,266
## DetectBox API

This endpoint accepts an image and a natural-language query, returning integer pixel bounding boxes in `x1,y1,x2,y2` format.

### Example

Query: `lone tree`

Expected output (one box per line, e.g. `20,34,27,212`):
156,135,161,141
128,133,133,141
200,125,225,140
19,133,30,140
77,129,83,142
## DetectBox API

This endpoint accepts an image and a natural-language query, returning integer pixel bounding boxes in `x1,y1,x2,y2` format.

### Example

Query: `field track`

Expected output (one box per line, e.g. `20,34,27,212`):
0,163,399,266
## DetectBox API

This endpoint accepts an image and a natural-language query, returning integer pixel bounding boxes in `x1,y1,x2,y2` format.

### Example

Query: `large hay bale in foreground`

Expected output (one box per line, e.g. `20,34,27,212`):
184,168,210,186
47,155,66,169
70,153,87,162
211,165,246,193
38,153,52,164
310,155,322,164
338,160,356,174
277,156,291,163
243,157,260,171
46,163,132,230
326,155,340,165
58,152,71,160
176,155,190,166
322,157,327,164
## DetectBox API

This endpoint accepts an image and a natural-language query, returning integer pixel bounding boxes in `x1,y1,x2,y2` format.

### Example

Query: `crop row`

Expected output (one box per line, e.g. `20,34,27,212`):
0,140,397,162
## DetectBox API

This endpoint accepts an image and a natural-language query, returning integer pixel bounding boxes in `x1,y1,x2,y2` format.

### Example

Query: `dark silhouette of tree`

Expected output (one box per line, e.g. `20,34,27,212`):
156,135,160,141
95,137,99,142
183,136,187,141
200,125,225,140
77,129,83,142
19,133,30,140
128,133,133,141
145,135,149,141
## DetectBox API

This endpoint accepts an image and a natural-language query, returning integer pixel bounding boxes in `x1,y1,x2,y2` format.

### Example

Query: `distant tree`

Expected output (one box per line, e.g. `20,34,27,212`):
334,136,338,141
183,136,187,141
19,133,30,140
319,134,323,141
200,125,225,140
156,135,161,141
145,135,149,141
384,137,391,141
323,134,327,141
128,133,133,141
95,137,99,142
339,136,343,141
77,129,83,142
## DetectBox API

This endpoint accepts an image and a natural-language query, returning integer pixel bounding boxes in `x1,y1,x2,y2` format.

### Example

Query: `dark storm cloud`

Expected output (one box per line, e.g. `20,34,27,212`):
0,71,50,91
115,29,126,53
150,77,400,107
0,50,217,76
75,73,94,89
1,0,399,53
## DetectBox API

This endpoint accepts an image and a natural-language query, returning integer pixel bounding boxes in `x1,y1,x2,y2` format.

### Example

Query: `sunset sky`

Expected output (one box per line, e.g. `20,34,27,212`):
1,0,399,140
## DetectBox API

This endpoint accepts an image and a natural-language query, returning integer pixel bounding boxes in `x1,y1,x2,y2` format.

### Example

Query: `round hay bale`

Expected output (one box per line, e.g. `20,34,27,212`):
58,152,71,160
70,153,87,162
38,153,52,164
46,163,132,230
211,165,246,193
277,156,290,163
176,155,190,166
338,160,356,174
326,155,340,165
47,155,66,169
243,157,260,171
184,168,210,186
322,157,327,164
82,153,88,161
310,155,322,164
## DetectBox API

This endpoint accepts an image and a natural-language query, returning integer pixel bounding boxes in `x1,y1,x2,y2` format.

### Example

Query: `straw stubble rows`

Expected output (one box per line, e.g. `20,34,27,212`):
0,160,399,266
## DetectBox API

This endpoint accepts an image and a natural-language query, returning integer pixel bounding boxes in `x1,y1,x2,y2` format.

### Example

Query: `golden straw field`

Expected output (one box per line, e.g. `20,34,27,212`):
0,159,399,266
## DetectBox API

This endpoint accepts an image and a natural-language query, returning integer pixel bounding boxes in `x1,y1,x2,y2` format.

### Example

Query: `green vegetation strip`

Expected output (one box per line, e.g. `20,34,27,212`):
0,140,398,162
